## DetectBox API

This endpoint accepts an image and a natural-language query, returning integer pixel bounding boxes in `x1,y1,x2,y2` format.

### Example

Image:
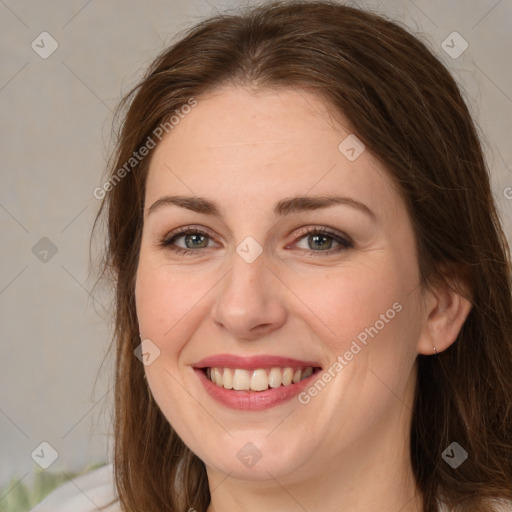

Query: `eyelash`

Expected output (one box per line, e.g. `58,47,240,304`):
159,225,354,257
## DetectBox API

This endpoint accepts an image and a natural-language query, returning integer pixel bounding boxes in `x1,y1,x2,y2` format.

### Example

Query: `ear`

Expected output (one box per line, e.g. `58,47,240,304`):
416,273,473,356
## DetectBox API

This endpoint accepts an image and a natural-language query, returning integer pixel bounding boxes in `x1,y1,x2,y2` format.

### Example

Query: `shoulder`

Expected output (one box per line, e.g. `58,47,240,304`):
30,463,121,512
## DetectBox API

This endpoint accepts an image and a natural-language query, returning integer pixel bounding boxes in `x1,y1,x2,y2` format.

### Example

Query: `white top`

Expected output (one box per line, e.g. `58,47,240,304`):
30,463,512,512
29,463,121,512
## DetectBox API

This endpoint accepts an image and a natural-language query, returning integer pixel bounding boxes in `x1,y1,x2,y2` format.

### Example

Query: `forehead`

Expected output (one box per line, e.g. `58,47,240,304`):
145,86,403,223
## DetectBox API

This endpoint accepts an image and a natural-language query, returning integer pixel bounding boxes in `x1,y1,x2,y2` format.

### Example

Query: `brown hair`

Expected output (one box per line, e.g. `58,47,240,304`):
94,1,512,511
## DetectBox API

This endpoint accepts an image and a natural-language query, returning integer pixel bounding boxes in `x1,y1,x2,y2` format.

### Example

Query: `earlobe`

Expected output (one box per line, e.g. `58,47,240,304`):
416,277,473,356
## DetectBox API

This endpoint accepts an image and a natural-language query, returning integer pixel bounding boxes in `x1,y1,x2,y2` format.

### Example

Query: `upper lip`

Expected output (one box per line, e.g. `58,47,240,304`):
193,354,322,370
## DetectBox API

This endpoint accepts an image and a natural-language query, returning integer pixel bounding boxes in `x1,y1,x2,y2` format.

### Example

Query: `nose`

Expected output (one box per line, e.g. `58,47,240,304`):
210,248,288,341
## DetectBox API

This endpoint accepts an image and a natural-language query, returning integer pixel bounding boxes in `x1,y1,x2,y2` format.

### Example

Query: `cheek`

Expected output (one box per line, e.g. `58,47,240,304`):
328,263,422,400
289,257,422,413
290,258,418,356
135,265,172,340
134,252,217,356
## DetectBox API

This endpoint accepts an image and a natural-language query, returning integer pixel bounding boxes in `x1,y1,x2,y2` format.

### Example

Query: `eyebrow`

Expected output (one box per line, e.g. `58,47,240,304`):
146,195,377,221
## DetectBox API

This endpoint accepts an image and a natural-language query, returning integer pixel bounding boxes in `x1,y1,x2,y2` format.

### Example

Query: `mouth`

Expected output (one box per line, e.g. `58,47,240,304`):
192,354,323,410
203,366,319,391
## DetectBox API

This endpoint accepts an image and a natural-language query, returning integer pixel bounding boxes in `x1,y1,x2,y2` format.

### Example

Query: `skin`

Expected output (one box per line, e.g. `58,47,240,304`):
135,86,472,512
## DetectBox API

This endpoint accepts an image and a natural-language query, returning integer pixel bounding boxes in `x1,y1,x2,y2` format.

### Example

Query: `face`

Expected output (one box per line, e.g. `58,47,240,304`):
135,86,427,484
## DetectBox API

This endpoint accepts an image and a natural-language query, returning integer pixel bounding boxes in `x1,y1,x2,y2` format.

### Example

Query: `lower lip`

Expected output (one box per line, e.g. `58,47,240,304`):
194,368,319,411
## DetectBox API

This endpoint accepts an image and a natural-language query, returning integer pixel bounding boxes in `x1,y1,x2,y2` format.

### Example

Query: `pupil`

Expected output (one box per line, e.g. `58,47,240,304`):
186,233,207,249
310,234,331,250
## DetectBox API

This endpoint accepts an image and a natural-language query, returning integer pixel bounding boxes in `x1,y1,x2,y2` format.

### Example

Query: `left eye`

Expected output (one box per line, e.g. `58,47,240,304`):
160,227,353,256
293,229,352,252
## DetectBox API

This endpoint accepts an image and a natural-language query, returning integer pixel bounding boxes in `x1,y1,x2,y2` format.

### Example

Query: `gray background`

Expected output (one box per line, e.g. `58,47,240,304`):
1,0,511,495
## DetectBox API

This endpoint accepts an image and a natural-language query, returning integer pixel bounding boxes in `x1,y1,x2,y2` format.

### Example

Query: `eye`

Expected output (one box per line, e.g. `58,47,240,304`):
159,225,353,256
290,226,353,256
160,227,217,255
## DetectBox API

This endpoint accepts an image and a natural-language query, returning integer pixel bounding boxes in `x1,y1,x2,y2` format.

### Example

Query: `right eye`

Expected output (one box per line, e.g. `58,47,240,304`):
160,227,217,256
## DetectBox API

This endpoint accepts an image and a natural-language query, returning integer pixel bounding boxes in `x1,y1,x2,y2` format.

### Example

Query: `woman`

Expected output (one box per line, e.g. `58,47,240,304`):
32,1,512,511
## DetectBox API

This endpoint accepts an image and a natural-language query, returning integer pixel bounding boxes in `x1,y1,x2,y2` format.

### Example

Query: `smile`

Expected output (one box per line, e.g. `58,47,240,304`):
193,354,323,410
205,366,315,391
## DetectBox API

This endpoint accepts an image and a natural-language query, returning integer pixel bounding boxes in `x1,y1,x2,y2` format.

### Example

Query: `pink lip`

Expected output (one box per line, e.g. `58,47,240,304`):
192,354,322,411
193,354,322,370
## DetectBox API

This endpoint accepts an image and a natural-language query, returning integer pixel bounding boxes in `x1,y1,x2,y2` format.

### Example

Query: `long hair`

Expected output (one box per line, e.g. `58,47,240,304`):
93,2,512,510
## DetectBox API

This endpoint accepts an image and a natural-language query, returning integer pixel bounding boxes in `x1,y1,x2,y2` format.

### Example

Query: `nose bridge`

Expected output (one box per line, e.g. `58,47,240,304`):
226,248,264,299
211,239,287,338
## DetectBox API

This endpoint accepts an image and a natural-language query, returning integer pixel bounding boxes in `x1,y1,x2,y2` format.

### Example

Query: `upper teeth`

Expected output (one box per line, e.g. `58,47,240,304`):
206,367,314,391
